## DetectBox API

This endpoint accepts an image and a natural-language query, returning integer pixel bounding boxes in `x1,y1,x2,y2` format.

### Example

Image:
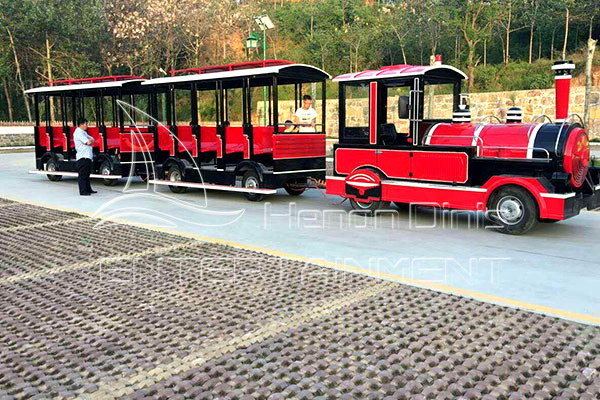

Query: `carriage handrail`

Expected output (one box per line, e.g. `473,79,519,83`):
476,115,501,124
555,113,585,155
526,115,553,139
422,134,550,159
479,145,550,160
421,134,484,156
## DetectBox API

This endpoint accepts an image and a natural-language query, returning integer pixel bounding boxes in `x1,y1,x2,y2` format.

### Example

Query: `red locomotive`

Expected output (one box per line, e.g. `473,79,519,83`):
26,58,600,234
326,60,600,234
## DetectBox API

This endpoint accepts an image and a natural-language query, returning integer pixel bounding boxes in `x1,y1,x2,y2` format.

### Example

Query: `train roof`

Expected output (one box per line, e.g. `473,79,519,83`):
143,61,331,87
24,76,146,95
333,64,468,82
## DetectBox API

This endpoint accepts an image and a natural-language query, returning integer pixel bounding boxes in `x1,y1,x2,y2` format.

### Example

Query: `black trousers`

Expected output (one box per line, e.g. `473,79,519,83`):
76,158,93,195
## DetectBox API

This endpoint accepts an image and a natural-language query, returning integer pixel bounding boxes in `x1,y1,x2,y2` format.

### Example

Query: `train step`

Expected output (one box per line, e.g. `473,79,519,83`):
29,170,122,180
148,179,277,195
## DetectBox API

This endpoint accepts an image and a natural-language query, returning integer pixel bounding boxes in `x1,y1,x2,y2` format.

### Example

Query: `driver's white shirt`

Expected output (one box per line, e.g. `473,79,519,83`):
295,107,317,132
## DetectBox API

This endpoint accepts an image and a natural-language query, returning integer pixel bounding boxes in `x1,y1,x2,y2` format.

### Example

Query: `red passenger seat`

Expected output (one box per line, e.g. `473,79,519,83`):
52,126,67,151
177,125,198,157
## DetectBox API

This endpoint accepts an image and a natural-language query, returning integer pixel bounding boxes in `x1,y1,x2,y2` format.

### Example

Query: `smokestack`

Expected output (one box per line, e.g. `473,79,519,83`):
552,60,575,122
506,107,523,123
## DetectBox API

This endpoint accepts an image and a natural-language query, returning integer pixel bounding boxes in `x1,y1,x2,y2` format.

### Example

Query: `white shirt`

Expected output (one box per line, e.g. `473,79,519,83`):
294,107,317,132
73,127,93,160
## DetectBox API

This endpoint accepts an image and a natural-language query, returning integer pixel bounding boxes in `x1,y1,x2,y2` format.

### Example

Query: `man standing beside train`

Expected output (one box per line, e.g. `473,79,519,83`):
73,118,97,196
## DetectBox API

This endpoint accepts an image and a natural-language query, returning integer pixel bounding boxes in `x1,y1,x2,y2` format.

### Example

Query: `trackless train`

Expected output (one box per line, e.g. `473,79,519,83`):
26,59,600,234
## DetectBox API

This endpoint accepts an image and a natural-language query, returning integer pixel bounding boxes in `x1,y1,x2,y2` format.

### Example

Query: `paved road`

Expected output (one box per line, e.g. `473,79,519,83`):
2,151,600,325
2,198,598,399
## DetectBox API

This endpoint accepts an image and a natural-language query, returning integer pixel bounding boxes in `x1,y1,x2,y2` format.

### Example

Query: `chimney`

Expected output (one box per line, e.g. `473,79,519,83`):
552,60,575,122
435,54,442,65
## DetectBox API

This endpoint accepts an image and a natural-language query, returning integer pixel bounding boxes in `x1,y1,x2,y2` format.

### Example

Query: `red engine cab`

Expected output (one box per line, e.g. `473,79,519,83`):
326,61,600,234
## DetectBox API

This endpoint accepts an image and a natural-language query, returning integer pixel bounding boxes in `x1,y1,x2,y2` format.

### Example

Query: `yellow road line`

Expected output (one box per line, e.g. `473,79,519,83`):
1,194,599,326
81,281,394,399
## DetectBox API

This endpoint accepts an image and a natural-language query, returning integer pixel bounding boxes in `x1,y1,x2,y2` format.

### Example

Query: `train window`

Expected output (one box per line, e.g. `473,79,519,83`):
197,89,217,126
129,94,150,126
103,96,116,127
385,85,410,134
225,88,243,127
37,97,47,125
344,83,369,128
423,83,454,120
342,83,369,142
155,92,168,125
276,84,296,126
175,89,192,124
250,85,273,126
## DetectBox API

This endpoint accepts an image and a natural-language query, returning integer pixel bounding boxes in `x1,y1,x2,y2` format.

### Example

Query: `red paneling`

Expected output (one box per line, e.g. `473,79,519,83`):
335,148,377,175
52,127,67,151
381,182,487,211
426,123,476,147
376,150,411,179
38,126,50,150
481,176,562,220
426,123,532,159
225,127,249,158
253,126,274,155
411,151,468,183
273,134,325,160
177,125,198,157
369,82,377,144
325,177,345,196
105,127,120,150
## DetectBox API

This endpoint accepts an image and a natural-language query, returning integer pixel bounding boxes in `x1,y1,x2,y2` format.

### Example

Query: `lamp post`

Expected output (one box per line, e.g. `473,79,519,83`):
245,15,274,126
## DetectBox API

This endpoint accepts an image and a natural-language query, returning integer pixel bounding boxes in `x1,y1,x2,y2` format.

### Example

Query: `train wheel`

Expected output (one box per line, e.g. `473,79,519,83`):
167,166,187,194
100,161,119,186
349,198,390,216
284,180,306,196
488,186,538,235
242,170,264,202
45,159,62,182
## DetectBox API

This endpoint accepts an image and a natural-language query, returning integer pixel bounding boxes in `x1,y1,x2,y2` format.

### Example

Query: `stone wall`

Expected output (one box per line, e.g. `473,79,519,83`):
270,86,600,139
0,127,34,147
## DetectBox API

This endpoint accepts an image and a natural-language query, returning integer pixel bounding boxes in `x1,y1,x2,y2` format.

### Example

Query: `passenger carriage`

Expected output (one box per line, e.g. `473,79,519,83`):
26,61,330,201
141,60,329,200
26,76,154,184
326,61,600,234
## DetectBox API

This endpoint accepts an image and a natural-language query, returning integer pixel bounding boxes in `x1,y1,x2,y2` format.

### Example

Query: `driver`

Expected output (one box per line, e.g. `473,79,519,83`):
293,95,317,132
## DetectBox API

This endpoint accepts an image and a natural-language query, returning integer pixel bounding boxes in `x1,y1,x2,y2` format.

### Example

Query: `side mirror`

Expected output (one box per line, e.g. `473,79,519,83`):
398,95,409,119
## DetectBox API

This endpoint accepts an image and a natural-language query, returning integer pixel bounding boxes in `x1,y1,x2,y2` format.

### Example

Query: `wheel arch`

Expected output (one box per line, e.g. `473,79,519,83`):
41,151,60,165
163,157,192,178
235,160,265,182
482,177,547,218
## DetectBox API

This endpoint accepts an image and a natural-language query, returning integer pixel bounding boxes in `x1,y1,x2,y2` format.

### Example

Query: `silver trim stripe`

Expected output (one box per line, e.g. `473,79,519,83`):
382,180,487,192
272,168,326,175
526,124,543,159
540,192,576,199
